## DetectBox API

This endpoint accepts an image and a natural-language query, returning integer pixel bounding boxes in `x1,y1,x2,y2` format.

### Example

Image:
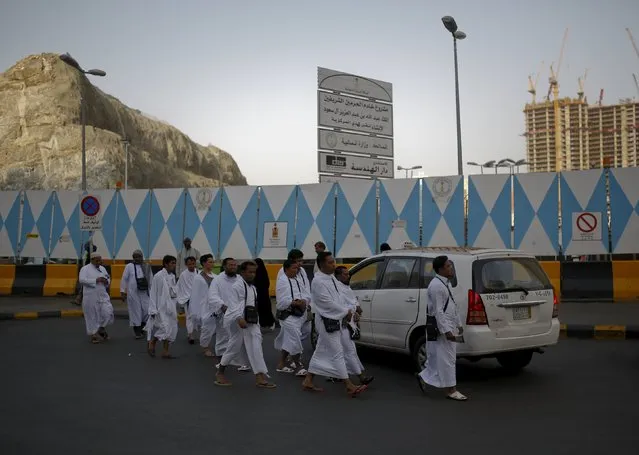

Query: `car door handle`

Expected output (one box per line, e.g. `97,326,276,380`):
360,297,372,302
405,297,417,303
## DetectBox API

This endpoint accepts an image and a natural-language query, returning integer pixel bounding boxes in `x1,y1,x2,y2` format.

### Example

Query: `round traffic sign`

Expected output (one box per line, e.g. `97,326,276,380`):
576,212,597,233
81,196,100,217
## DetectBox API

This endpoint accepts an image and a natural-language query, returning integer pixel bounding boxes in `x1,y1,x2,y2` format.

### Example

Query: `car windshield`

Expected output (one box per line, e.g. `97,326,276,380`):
473,257,551,293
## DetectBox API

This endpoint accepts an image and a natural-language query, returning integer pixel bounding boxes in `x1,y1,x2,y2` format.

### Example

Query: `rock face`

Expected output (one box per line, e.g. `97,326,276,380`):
0,53,247,190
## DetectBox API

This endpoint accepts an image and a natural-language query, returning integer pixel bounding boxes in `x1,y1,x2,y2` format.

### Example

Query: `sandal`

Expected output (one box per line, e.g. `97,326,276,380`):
295,368,308,377
347,384,368,398
447,391,468,401
276,366,295,374
302,385,324,393
256,382,277,389
214,377,232,387
91,336,103,344
360,376,374,386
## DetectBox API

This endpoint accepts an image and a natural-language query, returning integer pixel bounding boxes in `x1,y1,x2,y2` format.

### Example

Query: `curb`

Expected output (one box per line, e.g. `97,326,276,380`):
1,314,638,340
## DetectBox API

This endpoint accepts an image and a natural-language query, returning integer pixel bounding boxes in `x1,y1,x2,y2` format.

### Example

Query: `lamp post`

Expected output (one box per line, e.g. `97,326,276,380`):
122,138,130,190
59,53,106,191
467,160,496,174
397,165,423,178
442,16,466,176
497,158,529,174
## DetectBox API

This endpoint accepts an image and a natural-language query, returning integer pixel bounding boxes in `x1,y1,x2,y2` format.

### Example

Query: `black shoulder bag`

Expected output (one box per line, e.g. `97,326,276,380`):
277,278,305,321
320,279,342,333
425,278,453,341
134,263,149,291
243,281,259,324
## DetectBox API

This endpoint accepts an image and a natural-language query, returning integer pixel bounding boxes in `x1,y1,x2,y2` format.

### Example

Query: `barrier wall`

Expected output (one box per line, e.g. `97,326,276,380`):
2,167,639,260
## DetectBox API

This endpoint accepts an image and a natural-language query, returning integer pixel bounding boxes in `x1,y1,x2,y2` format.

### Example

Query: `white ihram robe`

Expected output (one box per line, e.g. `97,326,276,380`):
206,273,237,356
273,274,306,356
176,268,199,335
308,271,350,380
277,266,312,340
336,280,364,375
193,271,217,348
419,274,461,388
79,264,114,335
120,262,151,327
146,268,179,343
219,278,269,374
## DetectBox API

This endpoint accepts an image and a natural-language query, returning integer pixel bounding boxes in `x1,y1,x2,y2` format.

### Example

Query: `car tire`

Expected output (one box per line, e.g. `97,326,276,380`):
496,350,533,372
411,335,427,372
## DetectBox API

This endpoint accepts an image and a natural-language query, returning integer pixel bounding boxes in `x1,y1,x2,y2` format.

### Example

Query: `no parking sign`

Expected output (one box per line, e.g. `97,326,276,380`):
571,211,602,242
79,194,102,231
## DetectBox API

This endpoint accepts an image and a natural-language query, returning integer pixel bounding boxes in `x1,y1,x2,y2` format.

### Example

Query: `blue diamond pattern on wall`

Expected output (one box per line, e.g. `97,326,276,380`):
609,168,639,254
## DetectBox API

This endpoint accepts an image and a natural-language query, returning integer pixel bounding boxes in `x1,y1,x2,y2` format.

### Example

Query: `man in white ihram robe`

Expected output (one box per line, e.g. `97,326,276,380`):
177,256,199,344
334,266,373,386
79,253,114,344
192,254,217,356
120,250,152,339
277,249,312,341
418,255,468,401
302,252,367,397
214,261,276,389
274,260,308,376
146,255,179,359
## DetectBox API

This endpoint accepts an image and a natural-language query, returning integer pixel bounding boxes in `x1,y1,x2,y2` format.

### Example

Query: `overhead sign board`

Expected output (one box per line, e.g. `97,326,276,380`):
318,152,394,178
318,92,393,136
318,129,393,157
572,211,602,241
319,174,375,184
79,194,102,231
318,67,392,102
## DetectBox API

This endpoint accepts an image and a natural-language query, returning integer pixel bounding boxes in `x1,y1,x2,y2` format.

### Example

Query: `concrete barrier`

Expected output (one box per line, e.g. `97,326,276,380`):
43,264,78,296
0,265,15,295
561,261,613,302
612,261,639,302
12,264,46,295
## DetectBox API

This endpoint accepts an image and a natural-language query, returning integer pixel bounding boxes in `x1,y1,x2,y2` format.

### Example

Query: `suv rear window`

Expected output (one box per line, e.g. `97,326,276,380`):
473,257,551,293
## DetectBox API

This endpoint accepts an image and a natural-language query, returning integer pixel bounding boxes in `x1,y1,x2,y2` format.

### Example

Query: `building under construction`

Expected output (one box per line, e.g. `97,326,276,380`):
523,97,639,172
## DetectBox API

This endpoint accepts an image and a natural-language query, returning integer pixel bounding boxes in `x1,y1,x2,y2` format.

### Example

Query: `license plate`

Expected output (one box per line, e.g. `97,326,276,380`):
512,307,531,321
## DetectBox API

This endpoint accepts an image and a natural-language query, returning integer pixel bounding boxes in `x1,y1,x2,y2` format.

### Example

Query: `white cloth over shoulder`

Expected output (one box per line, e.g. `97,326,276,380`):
79,264,114,335
120,262,151,327
206,273,237,355
274,273,305,355
220,278,268,374
307,271,350,379
277,266,311,305
177,269,198,306
191,271,216,347
336,280,363,375
146,268,179,342
419,274,461,388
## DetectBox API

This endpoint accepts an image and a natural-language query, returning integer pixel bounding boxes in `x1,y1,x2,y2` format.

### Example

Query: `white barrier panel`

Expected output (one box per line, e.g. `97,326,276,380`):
256,185,297,260
513,173,559,256
185,188,222,259
609,167,639,254
50,191,81,259
150,189,185,260
0,191,21,258
468,175,512,249
560,169,609,255
114,190,150,260
422,176,465,247
335,180,377,258
219,186,259,260
19,191,54,259
295,183,335,259
378,179,420,248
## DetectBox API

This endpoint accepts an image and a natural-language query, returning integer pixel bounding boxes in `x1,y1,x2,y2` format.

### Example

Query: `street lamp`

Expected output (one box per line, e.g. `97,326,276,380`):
397,165,423,178
467,160,496,174
59,53,106,191
442,16,467,177
497,158,529,174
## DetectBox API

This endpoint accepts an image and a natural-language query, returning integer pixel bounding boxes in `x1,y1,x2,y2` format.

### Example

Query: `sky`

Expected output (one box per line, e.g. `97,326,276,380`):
2,0,638,186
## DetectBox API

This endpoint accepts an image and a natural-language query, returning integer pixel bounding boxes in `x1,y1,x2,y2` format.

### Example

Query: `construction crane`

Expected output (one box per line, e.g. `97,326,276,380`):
627,28,639,98
527,61,544,104
577,69,589,101
547,28,569,171
633,74,639,98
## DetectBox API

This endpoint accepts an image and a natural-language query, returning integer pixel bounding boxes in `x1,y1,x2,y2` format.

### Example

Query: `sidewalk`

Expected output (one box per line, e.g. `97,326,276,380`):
1,296,639,339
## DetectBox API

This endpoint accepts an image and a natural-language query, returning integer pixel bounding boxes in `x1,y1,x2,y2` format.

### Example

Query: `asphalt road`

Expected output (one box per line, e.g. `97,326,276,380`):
0,319,638,455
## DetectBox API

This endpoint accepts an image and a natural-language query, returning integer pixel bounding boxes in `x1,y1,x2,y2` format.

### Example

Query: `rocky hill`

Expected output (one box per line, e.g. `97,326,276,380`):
0,53,247,190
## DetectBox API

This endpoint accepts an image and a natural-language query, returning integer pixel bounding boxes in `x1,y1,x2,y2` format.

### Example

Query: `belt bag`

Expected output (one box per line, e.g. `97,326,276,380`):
276,309,291,321
134,265,149,291
321,316,341,333
244,306,259,324
425,296,450,341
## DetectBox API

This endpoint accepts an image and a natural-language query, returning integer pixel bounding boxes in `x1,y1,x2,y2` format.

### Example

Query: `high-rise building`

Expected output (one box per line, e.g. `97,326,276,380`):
523,99,639,172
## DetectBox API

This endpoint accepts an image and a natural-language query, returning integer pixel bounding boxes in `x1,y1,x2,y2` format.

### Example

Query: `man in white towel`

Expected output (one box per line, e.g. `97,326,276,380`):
302,252,368,397
120,249,152,339
334,266,373,386
176,256,199,344
79,252,114,344
146,255,179,359
277,249,312,341
214,261,276,389
274,259,308,377
193,254,217,356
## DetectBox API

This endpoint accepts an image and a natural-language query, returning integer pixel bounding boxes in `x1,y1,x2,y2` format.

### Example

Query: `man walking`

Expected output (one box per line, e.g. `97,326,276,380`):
146,255,179,359
121,249,152,339
177,237,201,276
79,252,114,344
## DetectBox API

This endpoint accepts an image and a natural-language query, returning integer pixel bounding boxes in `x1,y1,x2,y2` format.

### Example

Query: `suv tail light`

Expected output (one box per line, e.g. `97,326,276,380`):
467,290,488,325
552,288,560,318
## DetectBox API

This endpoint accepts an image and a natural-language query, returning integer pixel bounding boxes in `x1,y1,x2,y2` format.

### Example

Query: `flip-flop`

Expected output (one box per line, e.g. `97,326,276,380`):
256,382,277,389
302,385,324,393
360,376,374,386
214,380,232,387
277,366,295,374
447,391,468,401
348,384,368,398
295,368,308,377
237,365,251,372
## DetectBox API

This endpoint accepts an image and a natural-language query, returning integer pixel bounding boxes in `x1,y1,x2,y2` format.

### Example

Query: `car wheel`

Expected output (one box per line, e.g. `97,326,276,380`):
411,335,426,372
497,350,533,372
310,318,318,351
